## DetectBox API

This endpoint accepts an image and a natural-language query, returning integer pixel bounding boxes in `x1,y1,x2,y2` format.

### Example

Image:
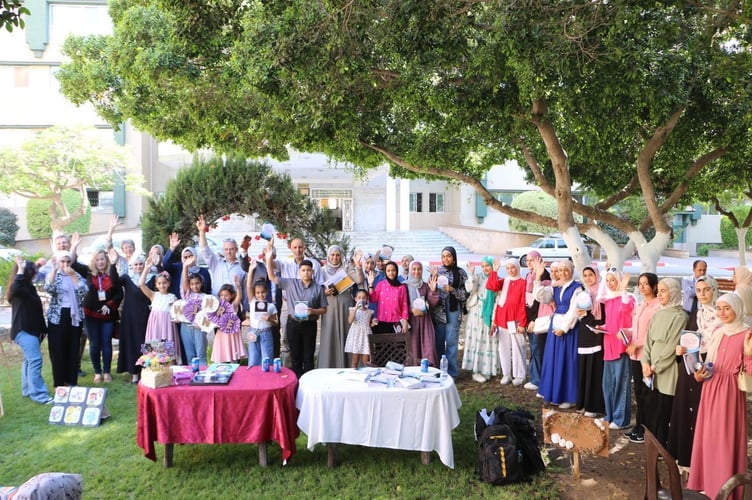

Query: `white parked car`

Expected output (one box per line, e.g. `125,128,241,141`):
505,235,585,267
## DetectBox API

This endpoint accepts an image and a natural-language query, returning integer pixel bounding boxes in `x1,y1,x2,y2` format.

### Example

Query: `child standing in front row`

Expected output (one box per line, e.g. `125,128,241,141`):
140,255,179,360
345,289,374,368
210,278,247,363
180,254,209,365
247,280,278,366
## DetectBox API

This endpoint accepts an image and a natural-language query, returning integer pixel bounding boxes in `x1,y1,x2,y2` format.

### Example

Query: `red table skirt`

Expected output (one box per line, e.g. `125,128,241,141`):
137,366,299,462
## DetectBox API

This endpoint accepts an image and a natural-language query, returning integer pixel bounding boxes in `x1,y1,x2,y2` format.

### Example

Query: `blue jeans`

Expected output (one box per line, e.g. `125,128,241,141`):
528,332,544,386
248,328,274,367
435,309,460,377
15,331,50,402
180,323,208,366
85,318,114,375
603,353,632,428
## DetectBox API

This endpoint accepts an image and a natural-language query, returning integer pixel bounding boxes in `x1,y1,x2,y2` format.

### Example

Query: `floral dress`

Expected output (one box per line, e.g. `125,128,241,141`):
344,307,373,355
461,272,499,378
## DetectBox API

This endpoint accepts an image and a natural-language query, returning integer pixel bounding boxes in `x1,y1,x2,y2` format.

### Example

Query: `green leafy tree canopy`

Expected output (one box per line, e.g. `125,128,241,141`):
0,125,145,235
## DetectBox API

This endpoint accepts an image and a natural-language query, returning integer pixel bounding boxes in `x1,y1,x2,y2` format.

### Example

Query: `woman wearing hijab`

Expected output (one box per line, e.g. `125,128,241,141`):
7,255,52,404
462,257,498,382
732,265,752,324
575,265,606,417
114,252,152,383
432,246,468,378
667,275,718,465
624,272,660,443
405,260,439,367
319,245,364,368
598,268,635,430
688,293,752,499
641,278,688,446
44,251,88,387
368,260,409,334
532,258,581,408
486,258,528,385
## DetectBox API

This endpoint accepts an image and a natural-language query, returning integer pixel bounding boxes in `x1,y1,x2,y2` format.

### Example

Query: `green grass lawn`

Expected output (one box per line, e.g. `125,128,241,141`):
0,344,562,499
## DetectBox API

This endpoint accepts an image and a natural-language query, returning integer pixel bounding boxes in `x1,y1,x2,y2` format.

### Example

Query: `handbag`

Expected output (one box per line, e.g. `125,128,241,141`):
738,362,752,392
532,315,552,334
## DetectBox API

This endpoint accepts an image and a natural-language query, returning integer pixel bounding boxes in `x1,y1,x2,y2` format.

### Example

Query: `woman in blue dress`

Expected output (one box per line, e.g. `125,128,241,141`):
531,258,581,409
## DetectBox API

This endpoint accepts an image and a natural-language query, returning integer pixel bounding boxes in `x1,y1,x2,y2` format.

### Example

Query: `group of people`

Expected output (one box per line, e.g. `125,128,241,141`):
7,221,752,497
460,254,752,499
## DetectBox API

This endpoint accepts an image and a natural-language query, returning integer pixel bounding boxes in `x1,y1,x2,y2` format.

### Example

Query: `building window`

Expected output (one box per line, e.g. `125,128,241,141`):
409,193,423,212
429,192,444,213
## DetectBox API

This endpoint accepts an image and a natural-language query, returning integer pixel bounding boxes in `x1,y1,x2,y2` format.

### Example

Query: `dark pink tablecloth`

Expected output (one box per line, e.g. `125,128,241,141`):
137,366,299,462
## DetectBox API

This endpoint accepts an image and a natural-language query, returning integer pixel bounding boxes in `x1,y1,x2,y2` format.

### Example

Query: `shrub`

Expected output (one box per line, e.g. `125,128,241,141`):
141,154,346,261
0,207,19,246
509,191,557,234
26,190,91,238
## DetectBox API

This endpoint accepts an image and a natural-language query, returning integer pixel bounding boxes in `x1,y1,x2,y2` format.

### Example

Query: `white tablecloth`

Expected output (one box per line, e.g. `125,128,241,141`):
296,368,462,468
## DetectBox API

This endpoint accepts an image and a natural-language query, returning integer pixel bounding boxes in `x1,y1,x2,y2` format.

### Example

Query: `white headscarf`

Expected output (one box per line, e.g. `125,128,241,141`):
706,293,748,363
497,259,521,309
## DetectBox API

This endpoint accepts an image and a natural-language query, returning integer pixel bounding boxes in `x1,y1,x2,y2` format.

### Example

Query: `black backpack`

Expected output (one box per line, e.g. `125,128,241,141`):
478,423,524,485
476,405,545,485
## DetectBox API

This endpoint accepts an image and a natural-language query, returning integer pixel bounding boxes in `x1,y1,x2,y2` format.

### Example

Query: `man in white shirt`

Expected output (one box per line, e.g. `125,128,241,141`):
196,215,247,297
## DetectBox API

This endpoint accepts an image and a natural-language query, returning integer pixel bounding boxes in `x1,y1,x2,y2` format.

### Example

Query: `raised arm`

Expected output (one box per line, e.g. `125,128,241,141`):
138,255,156,300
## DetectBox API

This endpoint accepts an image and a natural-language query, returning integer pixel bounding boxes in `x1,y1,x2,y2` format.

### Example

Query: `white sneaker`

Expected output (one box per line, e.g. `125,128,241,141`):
472,373,488,383
558,402,574,410
609,422,628,430
500,375,512,385
584,411,598,418
512,377,525,386
535,393,544,399
523,382,538,391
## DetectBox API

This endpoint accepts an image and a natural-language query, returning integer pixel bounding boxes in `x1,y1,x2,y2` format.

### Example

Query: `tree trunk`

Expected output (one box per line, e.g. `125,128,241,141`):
735,227,749,267
628,230,671,274
560,226,591,272
584,226,635,270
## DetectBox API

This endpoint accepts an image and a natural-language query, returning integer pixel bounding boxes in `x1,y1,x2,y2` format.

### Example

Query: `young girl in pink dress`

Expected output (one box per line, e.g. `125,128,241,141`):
139,255,179,360
210,280,247,363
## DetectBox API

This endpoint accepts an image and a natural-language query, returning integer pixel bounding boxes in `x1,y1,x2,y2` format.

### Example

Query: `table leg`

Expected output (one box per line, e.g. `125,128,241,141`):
327,444,336,468
421,451,430,465
258,441,268,467
163,444,174,468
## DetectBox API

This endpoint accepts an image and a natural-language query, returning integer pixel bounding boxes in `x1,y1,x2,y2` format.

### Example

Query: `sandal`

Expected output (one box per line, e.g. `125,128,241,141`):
93,374,102,383
103,373,113,383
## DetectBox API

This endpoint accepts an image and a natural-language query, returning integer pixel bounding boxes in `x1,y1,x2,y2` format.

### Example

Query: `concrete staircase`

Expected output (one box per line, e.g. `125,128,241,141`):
211,217,475,263
343,230,474,263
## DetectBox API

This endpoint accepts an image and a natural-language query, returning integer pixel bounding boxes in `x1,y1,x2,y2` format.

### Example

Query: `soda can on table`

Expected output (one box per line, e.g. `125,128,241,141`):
191,357,200,373
273,358,282,373
262,357,271,372
420,358,429,373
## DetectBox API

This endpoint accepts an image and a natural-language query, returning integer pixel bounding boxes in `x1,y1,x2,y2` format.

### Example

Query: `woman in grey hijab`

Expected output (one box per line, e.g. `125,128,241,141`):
640,278,688,445
318,245,365,368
